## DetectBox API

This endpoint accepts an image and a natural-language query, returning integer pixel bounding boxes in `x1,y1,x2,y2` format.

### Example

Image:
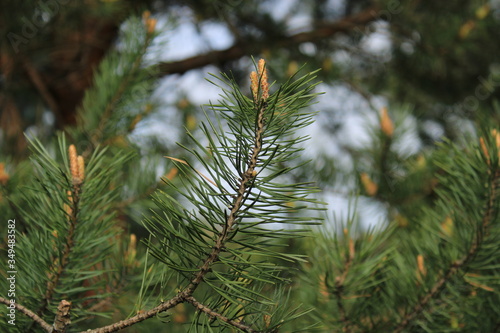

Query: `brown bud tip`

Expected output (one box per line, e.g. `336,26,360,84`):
0,163,9,185
479,137,490,165
68,145,79,180
77,156,85,181
250,71,259,102
360,173,378,196
380,107,394,137
348,238,355,260
417,254,426,277
258,59,269,101
441,216,454,237
492,129,500,149
147,18,157,34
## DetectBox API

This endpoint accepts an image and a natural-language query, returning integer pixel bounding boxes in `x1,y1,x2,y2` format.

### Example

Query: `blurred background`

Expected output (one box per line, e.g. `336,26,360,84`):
1,0,500,230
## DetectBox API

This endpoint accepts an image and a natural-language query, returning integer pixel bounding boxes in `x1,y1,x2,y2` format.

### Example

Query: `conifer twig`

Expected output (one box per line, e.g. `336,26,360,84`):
79,60,272,333
184,296,256,333
86,26,155,157
0,296,52,332
332,237,355,332
79,293,186,333
184,61,268,294
157,8,378,76
393,168,500,333
31,146,83,329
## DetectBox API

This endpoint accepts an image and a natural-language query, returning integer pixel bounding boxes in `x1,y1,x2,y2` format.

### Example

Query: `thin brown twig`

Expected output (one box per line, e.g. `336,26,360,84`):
79,293,186,333
0,296,53,332
184,91,266,295
333,238,355,332
185,296,256,333
164,156,219,188
84,32,155,158
393,168,500,333
20,56,62,126
157,7,379,76
25,182,81,333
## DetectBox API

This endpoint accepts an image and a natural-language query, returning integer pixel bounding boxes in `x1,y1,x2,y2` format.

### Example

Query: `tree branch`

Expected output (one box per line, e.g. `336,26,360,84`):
21,56,62,127
83,67,271,333
80,293,186,333
185,296,256,333
0,296,53,332
157,7,379,76
393,168,500,333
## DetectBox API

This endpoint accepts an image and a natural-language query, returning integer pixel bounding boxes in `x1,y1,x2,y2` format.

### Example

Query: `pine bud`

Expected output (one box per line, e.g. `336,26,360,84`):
126,234,137,266
417,254,426,279
258,59,269,101
479,136,490,165
0,163,9,185
250,71,259,103
250,59,270,104
360,173,378,196
458,20,475,39
142,10,156,34
492,129,500,149
491,129,500,163
475,4,490,20
77,156,85,181
440,216,454,237
146,18,157,34
64,190,73,216
68,145,81,184
348,238,355,260
380,107,394,137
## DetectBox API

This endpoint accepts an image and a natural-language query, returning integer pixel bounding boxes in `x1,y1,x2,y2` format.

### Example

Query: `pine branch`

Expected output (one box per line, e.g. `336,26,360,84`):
0,297,52,332
87,25,155,155
20,55,61,127
393,167,500,333
185,93,267,294
41,183,80,314
80,293,186,333
185,296,256,333
333,238,355,332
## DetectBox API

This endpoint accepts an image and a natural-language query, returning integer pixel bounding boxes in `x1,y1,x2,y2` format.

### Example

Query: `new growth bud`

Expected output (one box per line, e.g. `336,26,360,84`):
69,145,79,182
250,58,269,104
0,163,9,185
250,71,259,103
77,156,85,181
142,10,157,34
69,145,84,185
258,59,269,101
360,172,378,196
380,107,394,137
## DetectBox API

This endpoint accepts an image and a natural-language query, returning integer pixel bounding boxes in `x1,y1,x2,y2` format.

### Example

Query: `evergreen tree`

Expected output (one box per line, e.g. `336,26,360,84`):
0,15,324,332
1,1,500,332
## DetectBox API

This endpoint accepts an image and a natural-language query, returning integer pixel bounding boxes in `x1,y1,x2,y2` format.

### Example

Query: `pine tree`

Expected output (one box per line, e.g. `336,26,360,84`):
0,14,324,332
295,118,500,332
2,3,500,333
